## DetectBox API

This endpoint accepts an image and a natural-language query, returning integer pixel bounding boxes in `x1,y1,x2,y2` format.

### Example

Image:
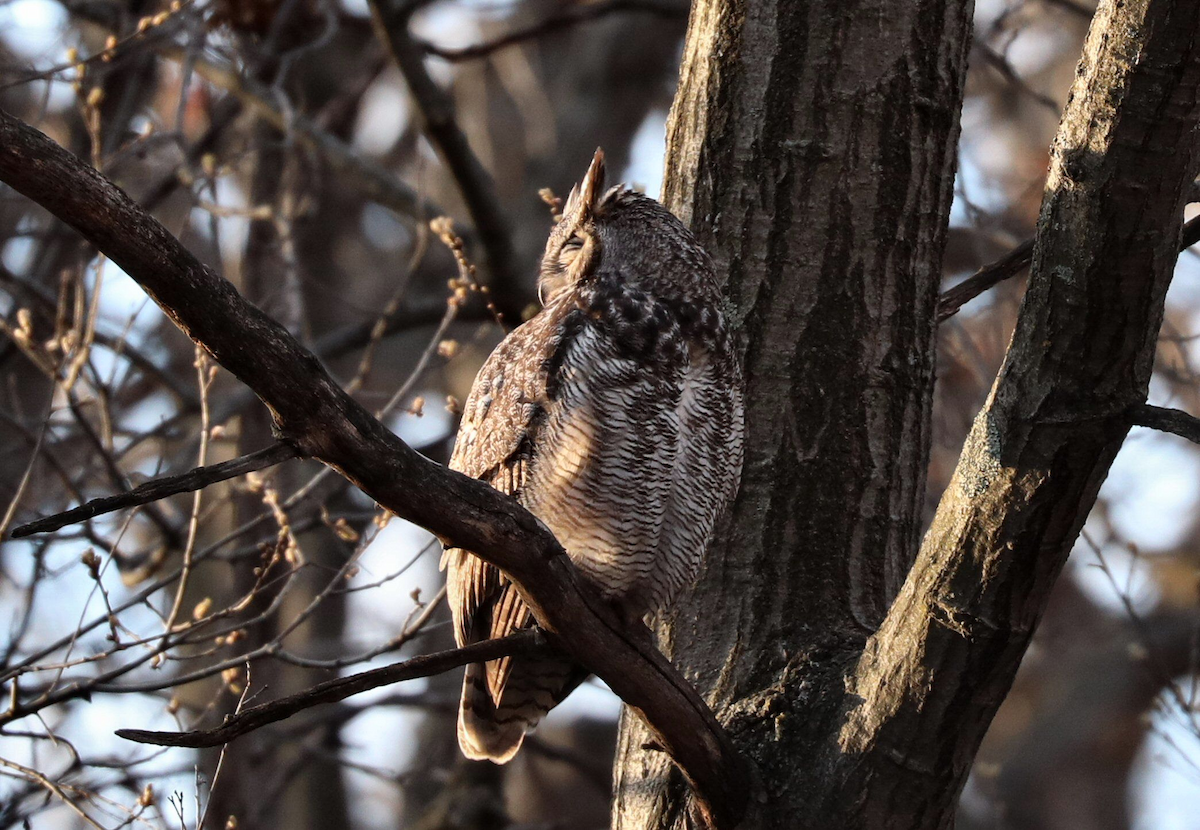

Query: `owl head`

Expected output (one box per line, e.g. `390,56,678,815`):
537,148,715,307
538,148,613,305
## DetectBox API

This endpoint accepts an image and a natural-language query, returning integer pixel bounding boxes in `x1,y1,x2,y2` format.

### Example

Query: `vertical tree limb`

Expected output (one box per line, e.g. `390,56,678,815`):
838,1,1200,825
615,0,974,825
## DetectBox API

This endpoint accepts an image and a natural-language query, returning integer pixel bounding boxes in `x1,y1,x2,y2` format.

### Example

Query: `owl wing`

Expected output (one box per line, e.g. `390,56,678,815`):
442,306,559,652
441,306,587,762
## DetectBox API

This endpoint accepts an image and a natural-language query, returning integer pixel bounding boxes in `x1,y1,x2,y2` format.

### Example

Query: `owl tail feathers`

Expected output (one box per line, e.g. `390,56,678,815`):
457,662,527,764
456,659,590,764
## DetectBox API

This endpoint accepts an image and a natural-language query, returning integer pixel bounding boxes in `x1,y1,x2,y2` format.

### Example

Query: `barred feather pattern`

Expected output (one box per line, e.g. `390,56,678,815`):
442,175,744,764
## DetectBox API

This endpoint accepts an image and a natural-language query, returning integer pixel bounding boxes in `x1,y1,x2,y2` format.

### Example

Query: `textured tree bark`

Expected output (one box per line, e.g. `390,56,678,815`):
615,0,972,825
615,0,1200,828
838,1,1200,824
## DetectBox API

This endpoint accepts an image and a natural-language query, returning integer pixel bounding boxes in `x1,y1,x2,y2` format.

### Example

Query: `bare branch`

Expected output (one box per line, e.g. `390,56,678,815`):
10,442,298,538
937,239,1034,322
937,215,1200,322
64,394,182,546
0,108,752,829
1131,404,1200,445
1181,211,1200,249
416,0,689,63
311,295,489,360
169,49,430,221
117,630,546,748
366,0,525,317
975,43,1060,112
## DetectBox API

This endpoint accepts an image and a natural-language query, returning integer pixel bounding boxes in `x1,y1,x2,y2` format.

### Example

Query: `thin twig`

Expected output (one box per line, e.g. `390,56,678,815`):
312,293,491,360
161,347,214,635
0,401,51,541
157,46,430,221
937,238,1034,322
367,0,524,318
937,215,1200,322
416,0,688,62
345,219,430,394
65,392,180,545
116,630,547,748
197,662,253,829
0,757,109,830
0,264,198,404
10,443,298,538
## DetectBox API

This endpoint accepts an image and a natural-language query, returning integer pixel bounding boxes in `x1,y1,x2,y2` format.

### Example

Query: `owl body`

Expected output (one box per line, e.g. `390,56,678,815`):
442,151,744,763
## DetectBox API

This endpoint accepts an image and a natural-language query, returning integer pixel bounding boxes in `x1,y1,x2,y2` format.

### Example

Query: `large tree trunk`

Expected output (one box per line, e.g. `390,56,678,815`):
614,0,973,824
614,0,1200,827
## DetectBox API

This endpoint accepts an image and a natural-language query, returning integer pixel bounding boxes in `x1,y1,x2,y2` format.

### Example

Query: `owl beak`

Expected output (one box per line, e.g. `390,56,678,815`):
579,148,606,211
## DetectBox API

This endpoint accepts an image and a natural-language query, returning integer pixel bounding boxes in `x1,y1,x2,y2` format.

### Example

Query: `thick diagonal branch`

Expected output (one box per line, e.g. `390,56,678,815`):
0,108,750,829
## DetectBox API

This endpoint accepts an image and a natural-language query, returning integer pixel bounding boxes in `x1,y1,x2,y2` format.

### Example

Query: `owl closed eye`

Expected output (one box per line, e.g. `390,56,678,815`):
559,235,584,265
540,234,593,305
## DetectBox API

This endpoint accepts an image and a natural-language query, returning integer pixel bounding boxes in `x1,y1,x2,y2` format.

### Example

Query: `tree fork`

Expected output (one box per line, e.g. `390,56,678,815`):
839,1,1200,825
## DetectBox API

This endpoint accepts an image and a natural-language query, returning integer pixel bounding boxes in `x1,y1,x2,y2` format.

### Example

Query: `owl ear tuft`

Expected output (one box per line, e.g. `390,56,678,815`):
559,149,606,222
579,148,606,212
563,183,581,216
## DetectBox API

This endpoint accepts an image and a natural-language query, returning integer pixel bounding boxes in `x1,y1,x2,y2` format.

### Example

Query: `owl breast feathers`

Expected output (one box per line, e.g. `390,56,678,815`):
441,149,745,763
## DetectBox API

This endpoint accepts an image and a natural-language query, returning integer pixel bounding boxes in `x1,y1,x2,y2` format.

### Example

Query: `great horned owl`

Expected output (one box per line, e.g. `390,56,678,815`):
441,149,744,763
